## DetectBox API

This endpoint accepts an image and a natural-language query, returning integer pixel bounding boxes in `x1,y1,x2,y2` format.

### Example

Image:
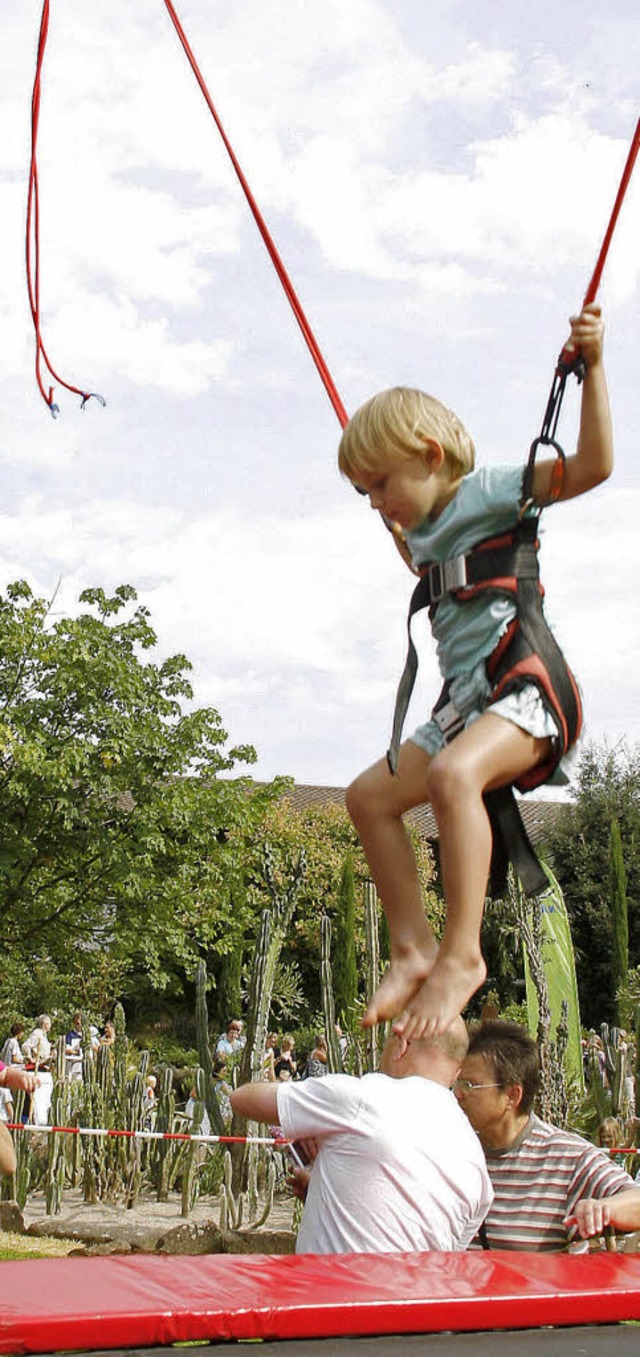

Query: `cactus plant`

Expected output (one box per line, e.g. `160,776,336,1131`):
508,873,573,1126
1,1089,31,1209
363,880,381,1072
320,914,342,1072
180,1074,206,1218
227,844,306,1192
195,961,227,1137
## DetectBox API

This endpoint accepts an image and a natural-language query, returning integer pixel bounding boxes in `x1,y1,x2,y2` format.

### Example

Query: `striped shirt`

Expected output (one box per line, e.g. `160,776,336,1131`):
477,1113,633,1251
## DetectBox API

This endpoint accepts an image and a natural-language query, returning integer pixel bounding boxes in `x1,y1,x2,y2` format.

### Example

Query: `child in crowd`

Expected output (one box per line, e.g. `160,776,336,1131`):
339,304,612,1040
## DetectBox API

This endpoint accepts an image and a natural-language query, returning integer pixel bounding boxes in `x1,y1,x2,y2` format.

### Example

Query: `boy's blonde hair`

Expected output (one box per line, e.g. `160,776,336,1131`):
338,387,475,481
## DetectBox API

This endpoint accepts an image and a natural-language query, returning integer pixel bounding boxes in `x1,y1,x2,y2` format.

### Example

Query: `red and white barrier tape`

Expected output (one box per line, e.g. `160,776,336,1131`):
5,1123,287,1147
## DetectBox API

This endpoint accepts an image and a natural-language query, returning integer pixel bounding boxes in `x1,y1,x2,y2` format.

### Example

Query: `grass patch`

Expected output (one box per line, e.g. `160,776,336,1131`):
0,1232,78,1260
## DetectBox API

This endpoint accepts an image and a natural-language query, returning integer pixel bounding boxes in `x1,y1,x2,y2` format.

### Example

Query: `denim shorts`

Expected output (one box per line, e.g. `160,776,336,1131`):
409,659,573,785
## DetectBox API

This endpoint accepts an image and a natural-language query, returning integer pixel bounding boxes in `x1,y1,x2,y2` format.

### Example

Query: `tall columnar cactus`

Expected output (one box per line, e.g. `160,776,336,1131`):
320,914,342,1072
45,1082,67,1215
635,1009,640,1144
228,844,306,1193
195,960,226,1137
219,1147,245,1231
508,874,571,1126
153,1066,176,1202
332,853,358,1028
2,1090,31,1208
240,843,307,1087
363,880,381,1072
587,1047,611,1123
600,1023,628,1119
180,1068,206,1218
78,1003,150,1204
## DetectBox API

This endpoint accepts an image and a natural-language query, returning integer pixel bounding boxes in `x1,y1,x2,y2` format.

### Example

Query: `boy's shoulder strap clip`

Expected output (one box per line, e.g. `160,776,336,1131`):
415,517,540,613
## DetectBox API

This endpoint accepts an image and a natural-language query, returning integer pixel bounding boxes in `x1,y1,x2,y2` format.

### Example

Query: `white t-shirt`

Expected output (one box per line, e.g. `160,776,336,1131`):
0,1087,13,1122
23,1028,51,1065
0,1037,23,1066
277,1072,492,1255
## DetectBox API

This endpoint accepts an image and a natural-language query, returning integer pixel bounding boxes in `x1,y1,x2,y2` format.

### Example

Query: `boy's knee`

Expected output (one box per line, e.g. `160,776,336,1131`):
345,773,371,827
426,749,470,811
345,766,392,826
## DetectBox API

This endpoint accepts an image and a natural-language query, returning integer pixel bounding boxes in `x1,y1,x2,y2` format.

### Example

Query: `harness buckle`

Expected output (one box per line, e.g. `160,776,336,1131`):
428,554,468,603
432,698,466,744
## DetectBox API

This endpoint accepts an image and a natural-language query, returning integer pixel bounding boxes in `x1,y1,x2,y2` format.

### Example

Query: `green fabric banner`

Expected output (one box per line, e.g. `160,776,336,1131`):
523,865,584,1090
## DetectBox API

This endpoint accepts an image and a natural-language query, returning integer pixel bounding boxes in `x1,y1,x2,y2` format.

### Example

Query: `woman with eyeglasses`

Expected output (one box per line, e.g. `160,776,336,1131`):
455,1019,640,1252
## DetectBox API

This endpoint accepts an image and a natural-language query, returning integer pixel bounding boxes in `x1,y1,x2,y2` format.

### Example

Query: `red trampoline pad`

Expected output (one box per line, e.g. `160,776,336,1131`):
1,1249,640,1355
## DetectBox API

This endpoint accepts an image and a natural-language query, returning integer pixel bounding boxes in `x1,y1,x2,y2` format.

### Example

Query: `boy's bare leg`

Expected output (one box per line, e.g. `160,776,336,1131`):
346,741,439,1027
393,713,552,1041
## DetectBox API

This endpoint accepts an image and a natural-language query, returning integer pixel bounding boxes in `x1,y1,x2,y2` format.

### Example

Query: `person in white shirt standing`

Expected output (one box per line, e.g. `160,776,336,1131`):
23,1015,53,1125
232,1016,492,1255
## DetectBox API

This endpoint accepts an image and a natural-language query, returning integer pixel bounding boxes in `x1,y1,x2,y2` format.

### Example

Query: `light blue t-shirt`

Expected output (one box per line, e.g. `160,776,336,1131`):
404,464,530,680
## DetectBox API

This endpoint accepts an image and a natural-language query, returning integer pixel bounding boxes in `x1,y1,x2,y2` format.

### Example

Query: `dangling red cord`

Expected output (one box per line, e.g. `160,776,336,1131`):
161,0,348,429
27,0,105,417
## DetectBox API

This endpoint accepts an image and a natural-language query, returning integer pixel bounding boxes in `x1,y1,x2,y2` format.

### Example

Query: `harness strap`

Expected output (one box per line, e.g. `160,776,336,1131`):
484,787,548,898
386,516,580,898
386,518,542,777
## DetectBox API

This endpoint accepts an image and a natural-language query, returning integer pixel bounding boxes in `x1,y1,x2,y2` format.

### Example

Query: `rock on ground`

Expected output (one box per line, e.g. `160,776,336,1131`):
18,1189,296,1256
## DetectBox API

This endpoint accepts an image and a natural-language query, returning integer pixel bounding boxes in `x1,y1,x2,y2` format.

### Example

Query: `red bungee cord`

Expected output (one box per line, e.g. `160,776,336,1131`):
583,115,640,306
161,0,348,429
27,0,105,417
161,1,639,441
529,114,640,472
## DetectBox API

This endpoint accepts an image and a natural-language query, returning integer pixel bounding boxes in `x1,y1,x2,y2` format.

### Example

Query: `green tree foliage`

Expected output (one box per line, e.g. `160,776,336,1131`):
332,854,358,1026
609,816,629,1022
0,580,281,1022
543,742,640,1027
217,940,244,1026
244,797,442,1019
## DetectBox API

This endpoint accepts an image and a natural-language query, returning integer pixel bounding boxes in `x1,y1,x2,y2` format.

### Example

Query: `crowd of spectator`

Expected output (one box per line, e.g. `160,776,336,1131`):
583,1029,636,1111
0,1012,124,1127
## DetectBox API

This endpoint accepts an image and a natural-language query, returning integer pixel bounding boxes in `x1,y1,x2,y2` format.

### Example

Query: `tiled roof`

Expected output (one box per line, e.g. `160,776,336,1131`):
258,782,565,846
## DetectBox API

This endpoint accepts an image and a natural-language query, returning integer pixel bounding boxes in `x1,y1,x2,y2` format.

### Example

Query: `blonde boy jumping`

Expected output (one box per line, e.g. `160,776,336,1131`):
338,303,612,1042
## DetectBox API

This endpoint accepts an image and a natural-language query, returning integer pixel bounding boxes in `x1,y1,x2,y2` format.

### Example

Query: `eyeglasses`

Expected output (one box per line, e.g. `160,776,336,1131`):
453,1078,503,1093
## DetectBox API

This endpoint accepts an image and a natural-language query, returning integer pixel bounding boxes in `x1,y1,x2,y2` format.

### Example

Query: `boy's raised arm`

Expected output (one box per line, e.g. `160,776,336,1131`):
532,303,613,505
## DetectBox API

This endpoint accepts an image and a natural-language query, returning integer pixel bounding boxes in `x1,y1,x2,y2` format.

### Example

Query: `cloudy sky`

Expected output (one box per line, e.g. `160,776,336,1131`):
1,0,639,790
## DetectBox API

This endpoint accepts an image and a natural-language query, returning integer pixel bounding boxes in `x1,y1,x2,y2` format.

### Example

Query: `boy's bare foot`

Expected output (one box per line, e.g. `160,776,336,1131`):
361,946,437,1030
392,953,487,1041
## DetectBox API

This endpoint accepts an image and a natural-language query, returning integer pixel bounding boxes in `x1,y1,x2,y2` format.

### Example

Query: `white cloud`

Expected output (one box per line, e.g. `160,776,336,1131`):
1,0,638,786
0,479,638,783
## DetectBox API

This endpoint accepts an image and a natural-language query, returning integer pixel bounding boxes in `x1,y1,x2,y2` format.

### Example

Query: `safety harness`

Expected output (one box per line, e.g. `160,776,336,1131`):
386,432,583,898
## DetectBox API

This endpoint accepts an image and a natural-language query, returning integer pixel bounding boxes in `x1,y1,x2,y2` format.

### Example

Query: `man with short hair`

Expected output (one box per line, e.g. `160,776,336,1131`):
231,1017,492,1254
455,1019,640,1251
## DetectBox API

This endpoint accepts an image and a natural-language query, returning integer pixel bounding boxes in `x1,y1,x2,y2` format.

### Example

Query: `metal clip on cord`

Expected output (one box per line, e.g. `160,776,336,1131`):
521,348,584,506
